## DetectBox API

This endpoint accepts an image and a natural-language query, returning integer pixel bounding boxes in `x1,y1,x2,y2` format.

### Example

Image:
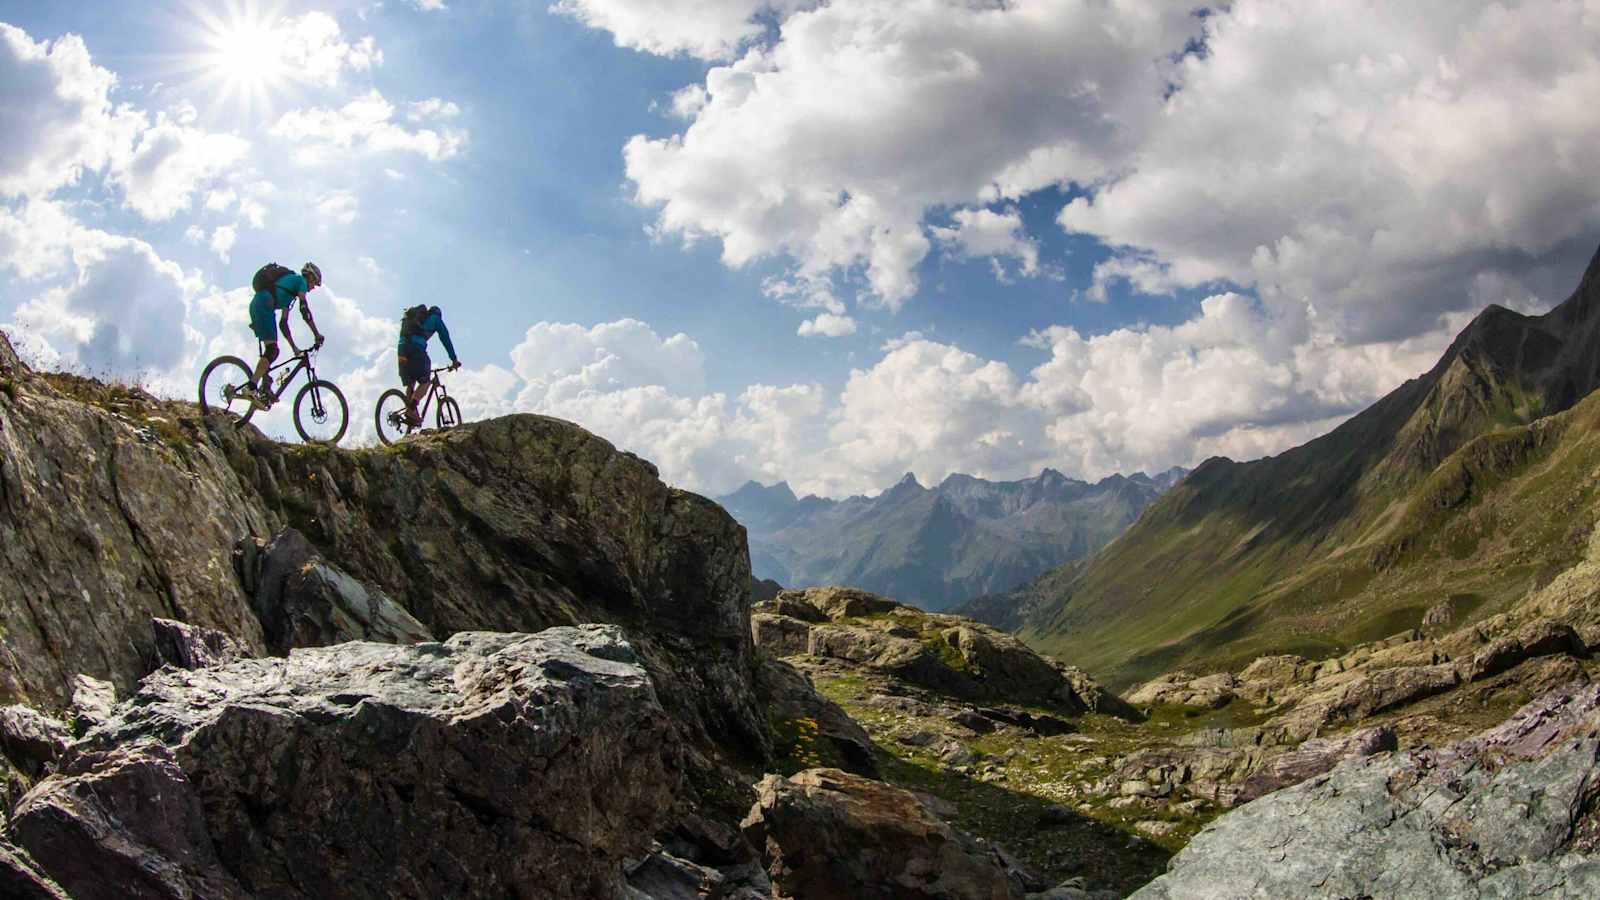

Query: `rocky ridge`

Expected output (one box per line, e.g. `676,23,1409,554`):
0,334,765,764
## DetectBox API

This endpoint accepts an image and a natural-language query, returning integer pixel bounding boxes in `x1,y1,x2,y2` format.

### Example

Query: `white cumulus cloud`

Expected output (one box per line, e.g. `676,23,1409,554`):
622,0,1200,310
279,90,467,163
796,312,856,338
551,0,802,61
0,24,139,199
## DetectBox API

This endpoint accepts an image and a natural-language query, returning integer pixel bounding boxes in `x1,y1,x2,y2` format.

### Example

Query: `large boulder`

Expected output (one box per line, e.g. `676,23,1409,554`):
7,625,678,900
751,613,815,658
741,767,1019,900
765,587,1123,715
1131,682,1600,899
211,414,768,762
1127,672,1236,709
1463,618,1585,682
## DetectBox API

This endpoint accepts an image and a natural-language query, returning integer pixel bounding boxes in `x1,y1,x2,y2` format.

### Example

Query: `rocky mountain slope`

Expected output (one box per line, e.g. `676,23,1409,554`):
0,330,1188,899
720,468,1185,612
976,244,1600,688
7,320,1600,898
0,332,829,897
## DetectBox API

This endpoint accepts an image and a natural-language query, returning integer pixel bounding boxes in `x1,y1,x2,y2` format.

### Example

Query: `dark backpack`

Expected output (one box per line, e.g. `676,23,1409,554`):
252,262,295,295
400,304,431,339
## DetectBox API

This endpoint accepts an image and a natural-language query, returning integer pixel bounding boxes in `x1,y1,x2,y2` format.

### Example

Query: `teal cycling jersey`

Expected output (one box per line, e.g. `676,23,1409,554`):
258,272,309,310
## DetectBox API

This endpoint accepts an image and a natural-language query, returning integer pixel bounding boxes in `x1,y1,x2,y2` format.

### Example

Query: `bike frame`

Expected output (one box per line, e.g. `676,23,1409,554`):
411,367,452,422
254,344,337,422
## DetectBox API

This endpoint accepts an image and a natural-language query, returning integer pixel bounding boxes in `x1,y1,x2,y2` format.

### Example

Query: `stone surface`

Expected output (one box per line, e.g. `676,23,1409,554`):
751,613,815,658
758,587,1122,715
0,706,70,779
1233,725,1396,803
758,658,878,777
742,767,1019,900
0,370,271,707
1131,683,1600,899
0,840,69,900
149,618,251,671
239,527,434,653
1464,618,1585,682
1127,673,1236,709
67,676,114,736
9,625,678,900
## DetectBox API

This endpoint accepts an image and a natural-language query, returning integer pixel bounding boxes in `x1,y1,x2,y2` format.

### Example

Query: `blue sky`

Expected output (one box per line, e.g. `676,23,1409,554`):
2,0,1597,497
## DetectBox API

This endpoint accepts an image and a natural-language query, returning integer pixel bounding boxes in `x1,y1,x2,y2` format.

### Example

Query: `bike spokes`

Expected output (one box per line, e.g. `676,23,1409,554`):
293,379,349,444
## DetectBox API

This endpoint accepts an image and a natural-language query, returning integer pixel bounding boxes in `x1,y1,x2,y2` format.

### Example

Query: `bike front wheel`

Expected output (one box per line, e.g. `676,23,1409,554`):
374,388,416,446
197,355,258,424
437,396,463,430
293,379,348,445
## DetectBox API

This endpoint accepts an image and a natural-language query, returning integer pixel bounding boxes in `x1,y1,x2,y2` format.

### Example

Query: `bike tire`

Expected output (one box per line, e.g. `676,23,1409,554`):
197,355,258,425
374,388,414,446
293,379,349,445
437,396,463,430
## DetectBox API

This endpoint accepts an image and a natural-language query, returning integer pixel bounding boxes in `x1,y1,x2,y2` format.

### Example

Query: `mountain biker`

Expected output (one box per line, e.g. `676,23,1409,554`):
398,305,460,425
246,262,325,410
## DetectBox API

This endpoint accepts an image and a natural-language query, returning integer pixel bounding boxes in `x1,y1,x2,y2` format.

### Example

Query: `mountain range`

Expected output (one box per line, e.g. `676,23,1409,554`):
962,243,1600,689
719,466,1186,612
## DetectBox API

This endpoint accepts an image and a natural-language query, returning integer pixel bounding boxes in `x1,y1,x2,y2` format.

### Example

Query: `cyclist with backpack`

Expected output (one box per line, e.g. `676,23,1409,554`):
245,262,325,410
398,304,460,425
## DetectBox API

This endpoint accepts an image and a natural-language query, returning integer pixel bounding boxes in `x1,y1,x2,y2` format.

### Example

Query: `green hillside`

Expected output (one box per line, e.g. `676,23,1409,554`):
988,246,1600,689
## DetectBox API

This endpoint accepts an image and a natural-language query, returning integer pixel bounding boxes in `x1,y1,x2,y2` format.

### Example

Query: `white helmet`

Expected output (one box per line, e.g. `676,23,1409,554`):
302,261,323,288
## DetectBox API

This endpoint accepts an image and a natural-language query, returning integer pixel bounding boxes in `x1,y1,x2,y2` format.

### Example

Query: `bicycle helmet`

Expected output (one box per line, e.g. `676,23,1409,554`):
301,262,323,288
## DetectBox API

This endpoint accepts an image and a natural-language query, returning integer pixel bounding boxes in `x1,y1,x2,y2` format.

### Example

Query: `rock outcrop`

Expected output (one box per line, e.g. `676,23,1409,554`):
752,588,1123,715
1131,682,1600,898
741,767,1019,900
0,357,768,768
7,625,677,900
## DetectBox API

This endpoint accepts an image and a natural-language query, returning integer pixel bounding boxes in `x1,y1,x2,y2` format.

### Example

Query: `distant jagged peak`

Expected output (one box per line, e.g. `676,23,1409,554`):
723,479,798,506
886,471,925,494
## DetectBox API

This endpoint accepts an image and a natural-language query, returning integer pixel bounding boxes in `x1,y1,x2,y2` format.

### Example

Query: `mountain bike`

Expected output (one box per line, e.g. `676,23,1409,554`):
375,366,463,445
197,344,350,445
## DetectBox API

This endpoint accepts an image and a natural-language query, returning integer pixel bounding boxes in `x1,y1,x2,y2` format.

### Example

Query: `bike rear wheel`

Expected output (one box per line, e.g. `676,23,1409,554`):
197,355,258,424
375,389,416,446
293,379,348,445
437,396,463,430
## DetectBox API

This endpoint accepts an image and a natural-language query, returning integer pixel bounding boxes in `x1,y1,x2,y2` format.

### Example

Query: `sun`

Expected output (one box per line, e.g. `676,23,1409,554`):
177,0,295,117
203,15,287,95
206,19,286,90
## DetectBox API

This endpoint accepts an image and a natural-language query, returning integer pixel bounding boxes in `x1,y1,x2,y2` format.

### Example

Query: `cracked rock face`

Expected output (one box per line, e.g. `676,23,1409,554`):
1130,682,1600,899
7,625,678,900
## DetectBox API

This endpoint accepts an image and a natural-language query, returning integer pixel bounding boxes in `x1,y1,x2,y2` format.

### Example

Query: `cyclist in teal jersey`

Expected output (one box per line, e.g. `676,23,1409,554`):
245,262,325,409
